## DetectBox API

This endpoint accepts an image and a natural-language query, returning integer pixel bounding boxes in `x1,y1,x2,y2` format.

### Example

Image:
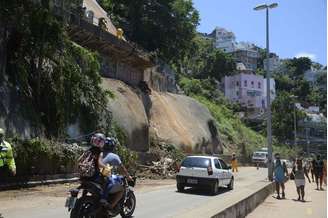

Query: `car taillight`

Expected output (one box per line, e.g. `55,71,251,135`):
207,166,213,175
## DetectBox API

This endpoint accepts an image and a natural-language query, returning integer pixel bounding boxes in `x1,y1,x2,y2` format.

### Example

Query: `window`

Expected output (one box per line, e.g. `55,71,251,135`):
214,159,221,169
236,81,239,86
181,157,210,168
219,159,228,169
244,80,247,87
236,91,239,96
251,81,254,88
258,82,261,89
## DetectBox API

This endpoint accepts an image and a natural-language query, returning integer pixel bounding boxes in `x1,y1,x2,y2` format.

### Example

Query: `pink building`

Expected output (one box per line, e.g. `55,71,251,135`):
223,73,275,111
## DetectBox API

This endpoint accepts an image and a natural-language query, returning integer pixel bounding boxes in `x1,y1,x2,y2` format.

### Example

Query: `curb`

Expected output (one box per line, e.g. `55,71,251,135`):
0,175,79,191
212,182,275,218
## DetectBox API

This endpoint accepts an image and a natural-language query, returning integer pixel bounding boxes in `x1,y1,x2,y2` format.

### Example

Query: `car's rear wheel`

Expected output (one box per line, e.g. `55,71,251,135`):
177,183,185,192
211,181,219,195
228,177,234,190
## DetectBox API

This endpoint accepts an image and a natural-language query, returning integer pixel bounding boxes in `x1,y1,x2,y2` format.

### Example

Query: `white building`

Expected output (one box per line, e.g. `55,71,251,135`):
263,53,281,72
223,73,276,111
208,27,260,71
233,42,259,72
209,27,237,53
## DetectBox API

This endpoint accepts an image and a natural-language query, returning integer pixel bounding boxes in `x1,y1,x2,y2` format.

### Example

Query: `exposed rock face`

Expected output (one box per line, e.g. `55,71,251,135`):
149,92,222,154
101,78,150,152
102,78,222,154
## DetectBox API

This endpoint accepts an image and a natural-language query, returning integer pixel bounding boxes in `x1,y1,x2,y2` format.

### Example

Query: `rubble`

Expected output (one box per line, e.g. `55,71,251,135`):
137,157,179,179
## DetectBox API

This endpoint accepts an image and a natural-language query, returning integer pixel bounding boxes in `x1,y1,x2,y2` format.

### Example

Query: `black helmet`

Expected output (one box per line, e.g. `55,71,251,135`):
104,137,118,151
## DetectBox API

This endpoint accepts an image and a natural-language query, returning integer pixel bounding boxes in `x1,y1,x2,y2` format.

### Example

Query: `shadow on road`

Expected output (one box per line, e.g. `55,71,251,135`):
175,187,231,196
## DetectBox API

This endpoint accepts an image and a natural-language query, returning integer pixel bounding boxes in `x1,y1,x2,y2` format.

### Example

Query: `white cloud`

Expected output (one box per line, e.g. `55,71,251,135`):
295,52,317,61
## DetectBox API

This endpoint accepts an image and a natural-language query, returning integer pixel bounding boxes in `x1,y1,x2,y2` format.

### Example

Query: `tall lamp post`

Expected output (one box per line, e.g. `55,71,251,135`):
254,3,278,181
291,95,298,147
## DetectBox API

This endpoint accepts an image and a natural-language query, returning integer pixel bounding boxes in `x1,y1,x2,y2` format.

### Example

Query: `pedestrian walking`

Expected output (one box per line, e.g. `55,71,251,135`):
0,128,16,183
323,159,327,186
313,154,325,190
310,154,316,182
291,158,311,202
273,153,288,199
231,153,238,172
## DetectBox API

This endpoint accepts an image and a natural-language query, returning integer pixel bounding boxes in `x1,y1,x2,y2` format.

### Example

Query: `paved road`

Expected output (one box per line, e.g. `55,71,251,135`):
0,167,267,218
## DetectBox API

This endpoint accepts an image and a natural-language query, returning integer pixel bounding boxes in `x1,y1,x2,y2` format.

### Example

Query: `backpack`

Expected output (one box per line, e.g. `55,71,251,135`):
77,150,97,178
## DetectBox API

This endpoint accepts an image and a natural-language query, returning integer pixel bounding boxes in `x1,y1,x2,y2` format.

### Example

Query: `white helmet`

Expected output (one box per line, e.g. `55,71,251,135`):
90,133,106,148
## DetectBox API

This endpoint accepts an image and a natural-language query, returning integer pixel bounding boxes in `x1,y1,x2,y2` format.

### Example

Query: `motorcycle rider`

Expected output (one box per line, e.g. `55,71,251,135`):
100,137,133,210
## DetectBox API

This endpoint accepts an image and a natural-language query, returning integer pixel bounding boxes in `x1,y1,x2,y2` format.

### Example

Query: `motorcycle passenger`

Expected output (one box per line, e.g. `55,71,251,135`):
100,137,133,210
83,133,108,180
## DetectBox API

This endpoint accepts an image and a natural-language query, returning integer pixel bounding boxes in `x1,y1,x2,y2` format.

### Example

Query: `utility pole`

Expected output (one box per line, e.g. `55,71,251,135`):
254,3,278,181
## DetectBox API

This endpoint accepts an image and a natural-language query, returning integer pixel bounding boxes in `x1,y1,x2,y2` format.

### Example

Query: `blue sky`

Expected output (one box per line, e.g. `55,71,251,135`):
193,0,327,66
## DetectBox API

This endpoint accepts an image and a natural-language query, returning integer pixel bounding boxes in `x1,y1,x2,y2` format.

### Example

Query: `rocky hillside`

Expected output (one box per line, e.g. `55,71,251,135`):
149,91,221,153
101,78,221,153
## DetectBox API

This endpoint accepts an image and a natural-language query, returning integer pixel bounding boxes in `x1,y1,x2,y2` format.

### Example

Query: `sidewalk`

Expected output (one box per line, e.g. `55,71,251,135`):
247,180,327,218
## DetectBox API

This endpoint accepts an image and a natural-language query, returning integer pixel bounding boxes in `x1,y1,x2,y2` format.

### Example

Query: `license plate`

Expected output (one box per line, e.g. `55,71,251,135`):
65,196,77,209
187,179,198,184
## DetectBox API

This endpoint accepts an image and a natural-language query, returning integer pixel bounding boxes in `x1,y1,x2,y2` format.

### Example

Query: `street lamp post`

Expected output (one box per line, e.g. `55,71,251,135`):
254,3,278,181
290,95,298,147
294,102,297,146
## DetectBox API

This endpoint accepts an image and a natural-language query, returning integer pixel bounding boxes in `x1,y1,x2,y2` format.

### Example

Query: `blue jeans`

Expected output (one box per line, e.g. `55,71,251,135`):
102,175,123,200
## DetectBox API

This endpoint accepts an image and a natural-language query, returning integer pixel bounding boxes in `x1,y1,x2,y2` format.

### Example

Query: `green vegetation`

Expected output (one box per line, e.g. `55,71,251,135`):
271,91,306,142
9,137,83,176
179,77,265,157
271,57,326,143
99,0,199,63
272,144,302,159
115,145,138,171
1,0,113,137
174,35,235,81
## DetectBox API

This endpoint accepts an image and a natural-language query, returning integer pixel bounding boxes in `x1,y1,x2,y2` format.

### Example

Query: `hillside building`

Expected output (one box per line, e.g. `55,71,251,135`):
223,72,275,113
208,27,260,72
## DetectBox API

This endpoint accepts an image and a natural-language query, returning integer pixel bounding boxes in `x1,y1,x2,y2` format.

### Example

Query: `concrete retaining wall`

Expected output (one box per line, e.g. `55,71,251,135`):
212,182,275,218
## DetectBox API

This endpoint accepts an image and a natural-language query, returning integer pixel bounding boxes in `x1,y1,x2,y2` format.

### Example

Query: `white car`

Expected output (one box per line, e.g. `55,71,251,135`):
176,156,234,195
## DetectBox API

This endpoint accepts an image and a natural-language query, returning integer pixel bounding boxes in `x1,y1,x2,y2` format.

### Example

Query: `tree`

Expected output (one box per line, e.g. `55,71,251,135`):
272,92,306,143
284,57,312,78
1,0,112,136
99,0,199,63
174,35,235,81
205,49,235,81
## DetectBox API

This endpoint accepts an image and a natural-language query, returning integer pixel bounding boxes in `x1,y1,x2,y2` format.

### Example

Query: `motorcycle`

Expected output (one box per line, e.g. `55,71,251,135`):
65,176,136,218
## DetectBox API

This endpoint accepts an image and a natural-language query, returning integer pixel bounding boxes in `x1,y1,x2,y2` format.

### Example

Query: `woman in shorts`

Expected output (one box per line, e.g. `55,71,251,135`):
291,158,311,202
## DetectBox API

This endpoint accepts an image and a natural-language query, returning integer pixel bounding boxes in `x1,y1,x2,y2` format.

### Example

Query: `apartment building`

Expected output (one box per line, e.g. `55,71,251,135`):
223,73,276,111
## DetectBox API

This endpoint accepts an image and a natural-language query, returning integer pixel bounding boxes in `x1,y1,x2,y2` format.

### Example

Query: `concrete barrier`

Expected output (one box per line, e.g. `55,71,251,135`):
212,182,275,218
0,174,79,191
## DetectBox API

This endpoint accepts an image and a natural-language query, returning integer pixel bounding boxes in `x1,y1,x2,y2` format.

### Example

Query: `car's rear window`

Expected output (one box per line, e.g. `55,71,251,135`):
253,152,266,157
181,157,211,168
